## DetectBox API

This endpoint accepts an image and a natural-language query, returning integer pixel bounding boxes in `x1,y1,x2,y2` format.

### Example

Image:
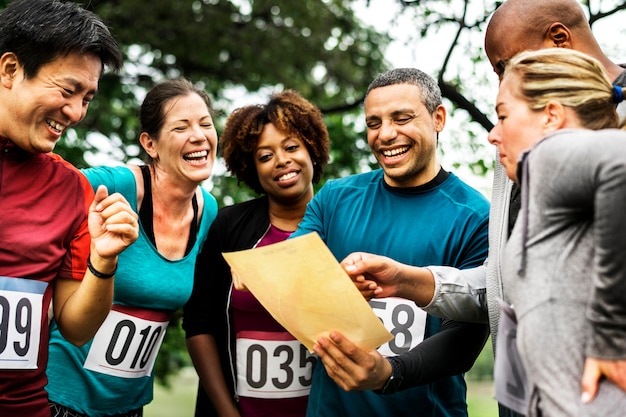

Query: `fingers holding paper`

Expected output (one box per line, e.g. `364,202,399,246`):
341,252,404,299
313,331,391,392
341,252,436,306
230,269,248,291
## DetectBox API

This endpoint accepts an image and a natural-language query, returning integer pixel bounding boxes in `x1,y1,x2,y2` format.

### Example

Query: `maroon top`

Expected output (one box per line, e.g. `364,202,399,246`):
231,225,309,417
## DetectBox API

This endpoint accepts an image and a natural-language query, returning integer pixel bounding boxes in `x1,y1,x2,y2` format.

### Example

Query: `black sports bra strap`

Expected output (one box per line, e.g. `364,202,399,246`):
138,164,198,256
186,193,198,255
138,165,156,246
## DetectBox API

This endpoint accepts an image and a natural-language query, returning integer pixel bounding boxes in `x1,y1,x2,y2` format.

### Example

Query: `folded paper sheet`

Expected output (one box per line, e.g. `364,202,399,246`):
222,232,393,352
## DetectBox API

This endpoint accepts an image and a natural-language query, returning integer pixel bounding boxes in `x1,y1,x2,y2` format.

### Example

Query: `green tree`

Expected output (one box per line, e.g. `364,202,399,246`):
390,0,626,176
90,0,390,385
0,0,391,385
2,0,624,385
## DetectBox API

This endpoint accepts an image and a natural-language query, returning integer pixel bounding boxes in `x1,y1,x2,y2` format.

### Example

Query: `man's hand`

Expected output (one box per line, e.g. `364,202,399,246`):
89,185,138,259
313,331,391,391
581,357,626,403
341,252,435,305
53,186,139,345
340,252,402,300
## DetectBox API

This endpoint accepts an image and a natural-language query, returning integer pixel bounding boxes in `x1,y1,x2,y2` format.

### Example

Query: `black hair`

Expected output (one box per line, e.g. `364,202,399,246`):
0,0,122,78
220,90,330,194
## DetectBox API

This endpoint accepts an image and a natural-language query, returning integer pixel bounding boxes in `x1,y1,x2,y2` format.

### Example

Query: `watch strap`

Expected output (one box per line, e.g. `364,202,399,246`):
375,357,404,395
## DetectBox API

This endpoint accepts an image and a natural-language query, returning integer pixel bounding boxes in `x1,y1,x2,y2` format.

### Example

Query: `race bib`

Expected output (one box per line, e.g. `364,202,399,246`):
84,305,170,378
0,277,47,370
370,297,427,356
236,331,315,399
494,300,529,415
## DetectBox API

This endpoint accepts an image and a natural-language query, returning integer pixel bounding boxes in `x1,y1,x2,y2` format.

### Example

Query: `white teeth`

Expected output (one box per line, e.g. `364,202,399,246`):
184,150,208,159
383,146,409,157
278,172,297,181
46,119,65,133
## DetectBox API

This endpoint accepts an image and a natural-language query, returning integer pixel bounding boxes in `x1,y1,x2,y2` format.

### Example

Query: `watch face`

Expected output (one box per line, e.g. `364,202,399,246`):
380,359,403,394
386,375,403,393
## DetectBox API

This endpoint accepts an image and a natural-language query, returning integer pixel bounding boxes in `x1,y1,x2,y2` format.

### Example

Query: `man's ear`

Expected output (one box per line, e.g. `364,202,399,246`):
0,52,19,88
139,132,158,160
545,23,573,48
433,104,447,133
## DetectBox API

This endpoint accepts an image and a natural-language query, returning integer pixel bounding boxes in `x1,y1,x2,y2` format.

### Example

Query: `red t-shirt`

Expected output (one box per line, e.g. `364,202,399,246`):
0,139,92,417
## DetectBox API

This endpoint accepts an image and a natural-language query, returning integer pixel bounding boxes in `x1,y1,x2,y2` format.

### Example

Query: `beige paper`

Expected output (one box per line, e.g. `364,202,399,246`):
222,232,393,352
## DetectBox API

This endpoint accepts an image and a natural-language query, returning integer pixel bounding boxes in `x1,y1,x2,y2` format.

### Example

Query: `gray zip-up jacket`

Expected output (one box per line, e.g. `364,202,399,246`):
423,77,626,349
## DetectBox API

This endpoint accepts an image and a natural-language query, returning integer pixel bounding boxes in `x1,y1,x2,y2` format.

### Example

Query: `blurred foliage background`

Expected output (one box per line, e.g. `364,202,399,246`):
1,0,623,385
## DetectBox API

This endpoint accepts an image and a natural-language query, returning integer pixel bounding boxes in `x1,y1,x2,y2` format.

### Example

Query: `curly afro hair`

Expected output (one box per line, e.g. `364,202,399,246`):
220,89,330,195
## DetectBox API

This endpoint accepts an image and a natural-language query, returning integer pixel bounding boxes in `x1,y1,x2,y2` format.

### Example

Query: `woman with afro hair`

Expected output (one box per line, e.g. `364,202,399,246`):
184,90,330,417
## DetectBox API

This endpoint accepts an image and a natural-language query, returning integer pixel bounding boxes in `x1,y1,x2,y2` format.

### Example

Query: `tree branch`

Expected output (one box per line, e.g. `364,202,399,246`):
439,81,494,131
588,1,626,26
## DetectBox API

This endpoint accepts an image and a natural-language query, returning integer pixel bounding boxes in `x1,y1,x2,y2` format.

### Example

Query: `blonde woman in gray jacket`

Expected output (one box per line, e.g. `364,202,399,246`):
488,48,626,417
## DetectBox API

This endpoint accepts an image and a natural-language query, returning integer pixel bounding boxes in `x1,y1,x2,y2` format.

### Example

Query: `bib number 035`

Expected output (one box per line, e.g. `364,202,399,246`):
236,332,315,399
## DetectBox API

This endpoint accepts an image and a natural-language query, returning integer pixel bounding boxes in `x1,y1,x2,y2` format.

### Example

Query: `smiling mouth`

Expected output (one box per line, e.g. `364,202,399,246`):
277,171,298,181
382,146,410,158
46,119,66,134
183,150,208,163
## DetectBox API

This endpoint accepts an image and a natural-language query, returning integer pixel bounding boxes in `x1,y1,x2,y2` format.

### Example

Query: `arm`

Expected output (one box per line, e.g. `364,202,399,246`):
423,265,487,322
183,218,239,415
577,137,626,401
313,318,489,392
341,253,488,323
187,334,240,417
53,185,138,345
393,318,489,387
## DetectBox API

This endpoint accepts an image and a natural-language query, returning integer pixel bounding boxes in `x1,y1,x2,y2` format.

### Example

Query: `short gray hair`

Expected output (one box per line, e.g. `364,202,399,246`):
366,68,442,113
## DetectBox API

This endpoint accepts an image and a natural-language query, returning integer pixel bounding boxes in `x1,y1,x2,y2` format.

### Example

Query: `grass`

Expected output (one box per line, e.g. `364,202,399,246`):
467,379,498,417
144,367,198,417
465,337,498,416
145,367,498,417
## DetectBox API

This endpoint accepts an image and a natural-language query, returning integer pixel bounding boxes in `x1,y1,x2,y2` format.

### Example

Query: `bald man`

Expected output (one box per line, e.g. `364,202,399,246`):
485,0,623,79
311,1,626,417
484,3,626,416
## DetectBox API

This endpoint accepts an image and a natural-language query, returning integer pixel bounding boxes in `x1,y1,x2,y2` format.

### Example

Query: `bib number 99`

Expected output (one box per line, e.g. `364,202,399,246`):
0,284,44,370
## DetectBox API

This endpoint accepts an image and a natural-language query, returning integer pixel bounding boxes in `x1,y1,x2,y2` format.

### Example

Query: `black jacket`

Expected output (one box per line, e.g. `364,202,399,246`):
184,196,271,417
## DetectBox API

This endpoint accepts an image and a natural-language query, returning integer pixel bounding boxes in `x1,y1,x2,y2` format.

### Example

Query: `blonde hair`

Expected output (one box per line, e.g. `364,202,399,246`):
503,48,621,130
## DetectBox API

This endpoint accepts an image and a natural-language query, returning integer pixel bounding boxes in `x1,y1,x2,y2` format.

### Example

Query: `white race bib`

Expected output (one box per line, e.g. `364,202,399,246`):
236,331,315,399
84,305,170,378
370,297,427,356
494,300,529,415
0,277,47,370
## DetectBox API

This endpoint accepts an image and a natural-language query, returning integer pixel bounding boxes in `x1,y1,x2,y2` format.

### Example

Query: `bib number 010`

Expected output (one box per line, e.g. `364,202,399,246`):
84,307,169,378
105,319,163,370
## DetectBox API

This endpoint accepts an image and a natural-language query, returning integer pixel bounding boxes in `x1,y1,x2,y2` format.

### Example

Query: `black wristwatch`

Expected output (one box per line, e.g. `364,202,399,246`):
375,357,403,395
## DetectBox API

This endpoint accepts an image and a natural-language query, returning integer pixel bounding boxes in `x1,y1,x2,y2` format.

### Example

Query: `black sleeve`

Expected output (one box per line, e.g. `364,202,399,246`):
183,216,231,338
393,318,489,389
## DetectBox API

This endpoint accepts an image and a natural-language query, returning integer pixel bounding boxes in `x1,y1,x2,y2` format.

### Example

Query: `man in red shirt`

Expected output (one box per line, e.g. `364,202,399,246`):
0,1,139,416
